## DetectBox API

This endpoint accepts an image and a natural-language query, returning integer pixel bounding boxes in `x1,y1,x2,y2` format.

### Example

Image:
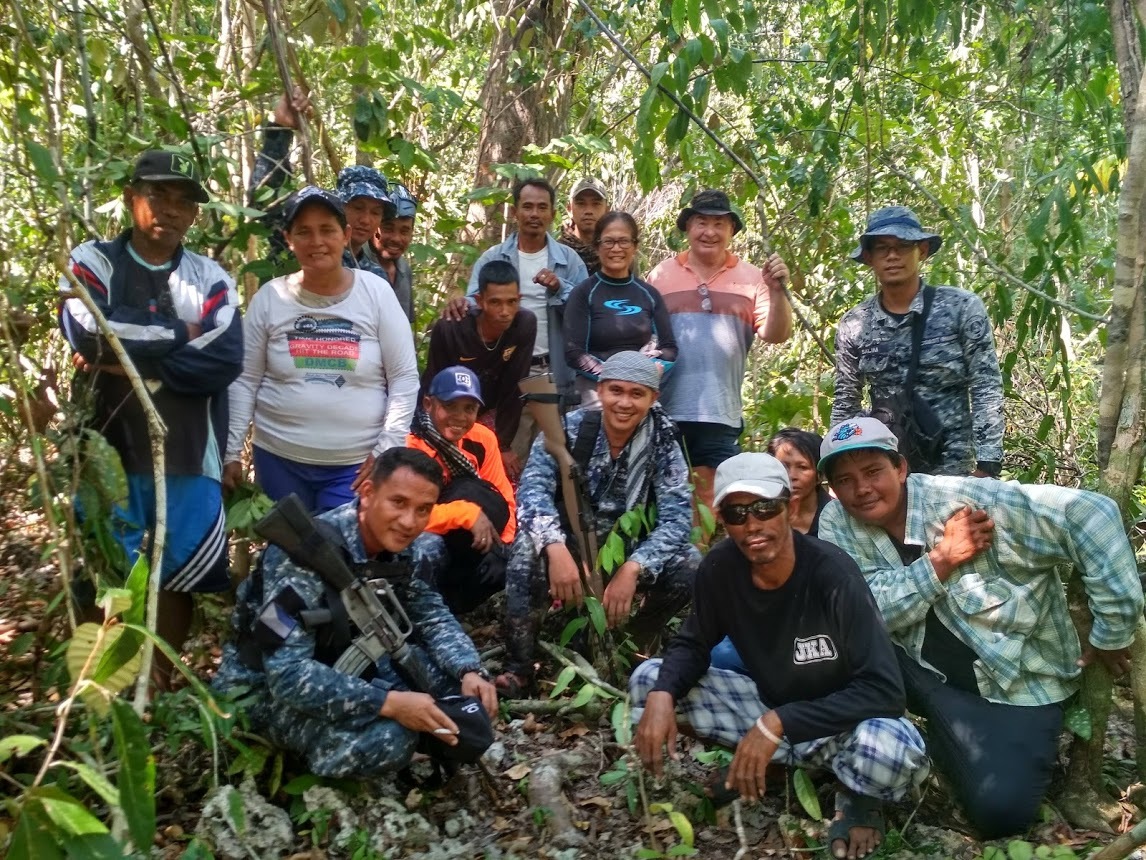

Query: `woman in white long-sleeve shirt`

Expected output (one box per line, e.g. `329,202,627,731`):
224,187,419,512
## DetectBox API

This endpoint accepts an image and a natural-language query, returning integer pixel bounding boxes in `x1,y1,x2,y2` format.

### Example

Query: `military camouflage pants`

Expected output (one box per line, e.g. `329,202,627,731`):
239,645,462,779
502,532,699,677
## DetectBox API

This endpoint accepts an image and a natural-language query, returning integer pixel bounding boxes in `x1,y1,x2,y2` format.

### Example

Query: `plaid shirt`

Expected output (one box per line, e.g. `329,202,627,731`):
819,474,1143,706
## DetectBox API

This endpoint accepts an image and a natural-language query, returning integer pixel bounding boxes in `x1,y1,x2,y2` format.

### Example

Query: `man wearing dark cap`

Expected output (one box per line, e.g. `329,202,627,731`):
496,351,698,696
407,367,517,615
633,452,928,860
248,90,389,286
832,206,1004,477
817,416,1143,837
558,177,610,274
373,181,419,322
60,149,244,687
646,189,793,516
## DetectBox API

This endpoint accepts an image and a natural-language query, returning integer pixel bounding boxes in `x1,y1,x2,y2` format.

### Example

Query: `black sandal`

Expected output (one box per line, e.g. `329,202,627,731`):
827,788,884,859
704,765,740,808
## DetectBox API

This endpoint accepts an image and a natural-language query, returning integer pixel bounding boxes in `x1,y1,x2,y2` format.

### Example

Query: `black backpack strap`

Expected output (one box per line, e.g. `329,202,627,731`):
460,437,487,469
905,285,935,389
571,409,603,473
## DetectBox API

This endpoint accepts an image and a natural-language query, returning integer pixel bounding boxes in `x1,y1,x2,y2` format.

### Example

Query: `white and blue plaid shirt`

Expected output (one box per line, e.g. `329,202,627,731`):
819,473,1143,706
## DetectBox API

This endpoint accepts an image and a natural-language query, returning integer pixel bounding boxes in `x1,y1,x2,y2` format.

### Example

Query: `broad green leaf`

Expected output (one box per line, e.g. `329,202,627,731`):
66,623,142,715
599,764,629,785
0,734,46,763
667,844,698,856
550,665,577,698
686,0,701,32
585,596,607,635
1007,841,1035,860
636,850,662,860
1063,700,1091,740
123,554,149,627
33,786,109,836
793,768,822,820
559,616,588,647
111,699,156,851
698,503,716,537
670,0,687,36
54,761,120,808
570,683,598,708
98,588,133,620
27,141,59,183
7,803,65,860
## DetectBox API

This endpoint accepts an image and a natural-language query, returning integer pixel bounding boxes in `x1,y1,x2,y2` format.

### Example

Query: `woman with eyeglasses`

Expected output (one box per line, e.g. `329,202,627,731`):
563,211,678,406
710,427,831,674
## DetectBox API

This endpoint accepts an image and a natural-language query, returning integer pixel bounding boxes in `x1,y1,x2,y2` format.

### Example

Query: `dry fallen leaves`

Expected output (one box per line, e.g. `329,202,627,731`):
578,796,613,810
504,763,532,780
559,723,590,739
522,714,544,734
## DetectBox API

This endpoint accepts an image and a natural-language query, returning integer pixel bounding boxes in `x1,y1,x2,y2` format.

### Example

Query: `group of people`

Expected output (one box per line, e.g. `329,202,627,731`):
58,139,1143,860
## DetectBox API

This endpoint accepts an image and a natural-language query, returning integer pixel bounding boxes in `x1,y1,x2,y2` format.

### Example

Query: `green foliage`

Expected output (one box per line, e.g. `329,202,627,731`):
976,842,1078,860
792,768,823,821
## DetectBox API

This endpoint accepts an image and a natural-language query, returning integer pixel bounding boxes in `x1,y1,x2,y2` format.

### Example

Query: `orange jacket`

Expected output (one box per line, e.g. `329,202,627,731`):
405,422,516,543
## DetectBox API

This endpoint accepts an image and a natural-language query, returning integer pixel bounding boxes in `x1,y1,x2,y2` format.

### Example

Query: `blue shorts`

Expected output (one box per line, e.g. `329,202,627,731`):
253,446,361,514
115,474,229,593
677,421,742,469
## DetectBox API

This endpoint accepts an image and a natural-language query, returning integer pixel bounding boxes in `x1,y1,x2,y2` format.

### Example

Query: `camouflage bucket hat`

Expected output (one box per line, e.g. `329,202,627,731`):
850,206,943,262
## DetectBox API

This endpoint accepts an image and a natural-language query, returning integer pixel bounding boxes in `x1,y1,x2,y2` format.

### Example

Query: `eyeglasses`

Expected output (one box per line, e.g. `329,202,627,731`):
697,283,712,313
867,241,920,259
598,238,635,250
719,496,789,525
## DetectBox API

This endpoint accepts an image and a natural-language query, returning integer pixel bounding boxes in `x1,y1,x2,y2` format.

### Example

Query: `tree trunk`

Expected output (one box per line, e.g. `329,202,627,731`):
467,0,586,245
1062,1,1146,827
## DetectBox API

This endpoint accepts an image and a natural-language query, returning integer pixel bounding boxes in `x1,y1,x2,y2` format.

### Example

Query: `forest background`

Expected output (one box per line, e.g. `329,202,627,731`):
2,0,1146,857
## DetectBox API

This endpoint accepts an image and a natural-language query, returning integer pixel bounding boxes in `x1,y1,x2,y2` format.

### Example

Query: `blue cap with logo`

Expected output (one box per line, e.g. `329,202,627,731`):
851,206,943,262
818,417,900,473
336,166,394,210
428,366,484,406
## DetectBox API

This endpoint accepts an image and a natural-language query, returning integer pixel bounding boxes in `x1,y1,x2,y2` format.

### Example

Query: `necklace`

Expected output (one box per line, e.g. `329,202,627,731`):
477,319,506,352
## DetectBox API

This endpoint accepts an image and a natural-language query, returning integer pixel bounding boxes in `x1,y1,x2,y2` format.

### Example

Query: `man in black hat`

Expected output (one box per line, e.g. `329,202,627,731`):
831,206,1004,477
646,189,793,518
60,148,244,687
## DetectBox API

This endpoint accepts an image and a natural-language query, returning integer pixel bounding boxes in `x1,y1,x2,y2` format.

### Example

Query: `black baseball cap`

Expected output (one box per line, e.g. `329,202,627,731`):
130,150,210,202
432,695,494,763
283,186,347,229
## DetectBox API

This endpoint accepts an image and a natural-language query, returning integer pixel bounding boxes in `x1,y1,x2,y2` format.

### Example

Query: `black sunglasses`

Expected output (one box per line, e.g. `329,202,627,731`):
720,495,789,525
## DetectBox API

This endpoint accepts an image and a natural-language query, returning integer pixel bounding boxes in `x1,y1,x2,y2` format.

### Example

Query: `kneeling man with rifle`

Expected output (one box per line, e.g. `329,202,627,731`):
496,351,699,696
214,448,497,778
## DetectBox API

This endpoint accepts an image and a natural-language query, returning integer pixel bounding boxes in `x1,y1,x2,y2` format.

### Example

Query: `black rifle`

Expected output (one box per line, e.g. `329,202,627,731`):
254,494,434,691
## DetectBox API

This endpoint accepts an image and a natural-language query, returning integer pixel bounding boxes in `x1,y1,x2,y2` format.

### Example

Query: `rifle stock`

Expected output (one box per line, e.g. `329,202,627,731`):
518,374,604,598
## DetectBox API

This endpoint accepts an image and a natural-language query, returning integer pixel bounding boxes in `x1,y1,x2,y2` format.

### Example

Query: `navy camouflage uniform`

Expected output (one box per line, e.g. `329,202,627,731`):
213,501,486,778
831,283,1004,475
503,407,699,677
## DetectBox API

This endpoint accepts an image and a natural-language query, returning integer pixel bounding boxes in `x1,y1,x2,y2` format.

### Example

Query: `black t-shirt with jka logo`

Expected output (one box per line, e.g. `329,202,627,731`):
653,531,906,744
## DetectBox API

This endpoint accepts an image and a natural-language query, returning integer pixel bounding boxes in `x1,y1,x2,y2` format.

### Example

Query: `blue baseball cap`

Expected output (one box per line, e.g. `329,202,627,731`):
851,206,942,262
336,166,394,211
387,181,418,219
428,366,484,406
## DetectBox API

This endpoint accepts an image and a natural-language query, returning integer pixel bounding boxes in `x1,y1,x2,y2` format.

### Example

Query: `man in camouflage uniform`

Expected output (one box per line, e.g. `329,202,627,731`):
213,448,497,778
831,206,1004,477
495,352,699,696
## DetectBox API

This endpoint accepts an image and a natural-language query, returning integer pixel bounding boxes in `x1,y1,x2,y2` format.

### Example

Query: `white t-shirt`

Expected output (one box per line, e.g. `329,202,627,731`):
517,247,550,357
227,269,419,465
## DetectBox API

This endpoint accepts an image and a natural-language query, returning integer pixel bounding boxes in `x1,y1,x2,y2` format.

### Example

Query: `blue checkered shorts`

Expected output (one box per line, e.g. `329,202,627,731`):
631,660,930,801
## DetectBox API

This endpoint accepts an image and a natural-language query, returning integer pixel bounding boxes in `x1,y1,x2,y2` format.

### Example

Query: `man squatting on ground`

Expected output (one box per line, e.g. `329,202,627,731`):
213,448,497,778
496,351,699,696
632,452,928,860
60,150,243,687
407,367,517,616
818,418,1145,838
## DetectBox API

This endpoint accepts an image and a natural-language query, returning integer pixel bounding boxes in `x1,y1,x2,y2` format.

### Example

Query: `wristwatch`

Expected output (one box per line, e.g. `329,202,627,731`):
461,666,492,682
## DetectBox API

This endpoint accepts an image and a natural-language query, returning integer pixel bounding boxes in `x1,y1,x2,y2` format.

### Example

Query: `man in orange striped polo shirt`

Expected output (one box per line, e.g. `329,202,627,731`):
646,190,793,515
